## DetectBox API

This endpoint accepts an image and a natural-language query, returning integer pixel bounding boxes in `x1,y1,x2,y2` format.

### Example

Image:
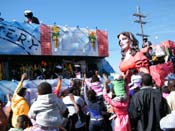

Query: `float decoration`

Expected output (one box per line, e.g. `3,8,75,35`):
0,20,109,57
89,31,96,50
141,41,175,87
51,24,60,51
118,32,175,88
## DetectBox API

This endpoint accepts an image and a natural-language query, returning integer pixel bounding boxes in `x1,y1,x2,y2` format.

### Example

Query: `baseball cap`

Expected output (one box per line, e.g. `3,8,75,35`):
113,74,123,80
165,73,175,81
129,74,142,87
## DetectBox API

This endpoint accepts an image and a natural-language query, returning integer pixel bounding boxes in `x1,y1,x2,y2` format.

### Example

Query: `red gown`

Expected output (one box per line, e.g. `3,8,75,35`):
119,51,149,74
119,51,149,87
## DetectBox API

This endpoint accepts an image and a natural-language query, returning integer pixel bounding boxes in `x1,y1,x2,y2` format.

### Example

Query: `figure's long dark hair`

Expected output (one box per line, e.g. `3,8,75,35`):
117,32,139,60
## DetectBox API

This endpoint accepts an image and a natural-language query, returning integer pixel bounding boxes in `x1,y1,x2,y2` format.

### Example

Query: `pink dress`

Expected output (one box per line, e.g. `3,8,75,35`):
103,88,131,131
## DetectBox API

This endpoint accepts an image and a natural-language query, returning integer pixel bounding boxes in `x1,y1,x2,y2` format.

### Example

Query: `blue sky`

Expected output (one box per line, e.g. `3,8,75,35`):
1,0,175,72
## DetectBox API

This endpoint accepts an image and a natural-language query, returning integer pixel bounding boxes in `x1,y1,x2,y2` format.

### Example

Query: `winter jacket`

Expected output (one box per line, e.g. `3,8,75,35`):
28,93,67,128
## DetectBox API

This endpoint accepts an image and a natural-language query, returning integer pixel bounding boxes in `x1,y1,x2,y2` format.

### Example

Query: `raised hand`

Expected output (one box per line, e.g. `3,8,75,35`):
21,73,27,81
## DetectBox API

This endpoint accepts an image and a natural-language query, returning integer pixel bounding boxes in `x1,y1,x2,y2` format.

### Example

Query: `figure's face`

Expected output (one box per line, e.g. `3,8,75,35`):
118,34,131,51
52,26,60,33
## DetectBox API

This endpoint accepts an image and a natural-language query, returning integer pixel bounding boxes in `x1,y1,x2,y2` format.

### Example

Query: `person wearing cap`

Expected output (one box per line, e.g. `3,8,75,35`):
160,73,175,131
11,73,30,128
24,10,39,24
52,65,63,79
103,74,131,131
109,73,127,102
128,73,168,131
128,73,142,97
165,73,175,81
162,73,175,98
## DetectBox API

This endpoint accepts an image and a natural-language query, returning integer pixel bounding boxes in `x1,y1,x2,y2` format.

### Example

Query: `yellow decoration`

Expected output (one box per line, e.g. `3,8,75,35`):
51,25,60,49
89,31,96,49
68,63,73,73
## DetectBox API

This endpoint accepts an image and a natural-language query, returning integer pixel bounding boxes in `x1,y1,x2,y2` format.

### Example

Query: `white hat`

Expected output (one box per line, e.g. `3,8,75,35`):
74,64,80,67
56,65,62,69
129,75,142,87
24,10,33,17
113,73,122,80
165,73,175,80
24,10,32,14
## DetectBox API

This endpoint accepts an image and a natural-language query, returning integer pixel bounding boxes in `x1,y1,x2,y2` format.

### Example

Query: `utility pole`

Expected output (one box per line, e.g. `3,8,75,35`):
133,6,149,45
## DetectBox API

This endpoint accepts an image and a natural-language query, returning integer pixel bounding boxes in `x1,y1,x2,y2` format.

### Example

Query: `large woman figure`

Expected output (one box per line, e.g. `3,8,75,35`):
117,32,149,84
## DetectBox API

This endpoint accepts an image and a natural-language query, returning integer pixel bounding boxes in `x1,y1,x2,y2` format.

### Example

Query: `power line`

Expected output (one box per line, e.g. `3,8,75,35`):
133,6,149,44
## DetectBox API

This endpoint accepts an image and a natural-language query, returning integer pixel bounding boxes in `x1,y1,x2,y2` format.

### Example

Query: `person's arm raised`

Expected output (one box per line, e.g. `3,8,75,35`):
14,73,27,94
54,77,62,97
69,93,79,113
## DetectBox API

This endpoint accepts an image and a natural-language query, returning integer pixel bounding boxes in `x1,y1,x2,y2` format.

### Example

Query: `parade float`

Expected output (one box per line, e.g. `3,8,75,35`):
0,19,115,103
0,20,114,80
136,39,175,87
118,31,175,88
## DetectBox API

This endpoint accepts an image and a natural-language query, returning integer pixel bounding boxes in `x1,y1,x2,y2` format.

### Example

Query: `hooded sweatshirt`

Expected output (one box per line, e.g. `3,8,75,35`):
11,81,30,127
28,93,66,128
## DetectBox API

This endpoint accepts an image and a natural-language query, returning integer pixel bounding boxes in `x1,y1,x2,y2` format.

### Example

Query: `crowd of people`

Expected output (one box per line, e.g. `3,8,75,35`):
0,70,175,131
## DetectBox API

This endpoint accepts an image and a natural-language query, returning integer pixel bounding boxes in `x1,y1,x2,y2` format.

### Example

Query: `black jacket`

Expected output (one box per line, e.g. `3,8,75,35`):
128,86,169,131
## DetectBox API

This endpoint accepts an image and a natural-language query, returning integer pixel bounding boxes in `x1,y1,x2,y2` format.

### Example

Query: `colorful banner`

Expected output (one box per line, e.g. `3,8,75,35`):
0,21,41,55
0,21,109,57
